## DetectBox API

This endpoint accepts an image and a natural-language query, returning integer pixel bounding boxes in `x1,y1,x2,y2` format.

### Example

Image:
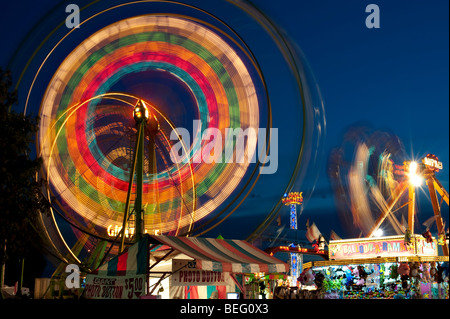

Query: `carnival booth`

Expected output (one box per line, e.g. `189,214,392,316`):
84,234,289,299
300,235,449,299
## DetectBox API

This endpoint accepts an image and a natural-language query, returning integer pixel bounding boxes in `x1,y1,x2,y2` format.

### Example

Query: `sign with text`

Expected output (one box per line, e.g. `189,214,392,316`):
170,259,229,286
282,192,303,206
329,235,438,260
415,237,439,256
84,274,146,299
423,154,443,172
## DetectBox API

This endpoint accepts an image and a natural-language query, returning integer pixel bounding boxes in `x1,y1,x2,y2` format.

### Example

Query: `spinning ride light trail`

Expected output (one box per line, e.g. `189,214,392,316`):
328,128,448,256
328,128,410,238
41,93,196,249
38,14,261,254
367,154,449,256
10,0,326,264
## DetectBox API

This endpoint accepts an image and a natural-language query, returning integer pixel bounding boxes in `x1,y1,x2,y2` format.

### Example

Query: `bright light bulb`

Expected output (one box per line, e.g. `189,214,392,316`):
409,161,418,174
374,229,383,237
410,175,423,187
133,100,149,122
408,161,423,187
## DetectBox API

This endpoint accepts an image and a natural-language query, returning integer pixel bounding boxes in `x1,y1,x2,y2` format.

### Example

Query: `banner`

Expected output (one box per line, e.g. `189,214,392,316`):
415,237,439,256
329,235,438,260
84,274,147,299
84,236,149,299
170,260,229,286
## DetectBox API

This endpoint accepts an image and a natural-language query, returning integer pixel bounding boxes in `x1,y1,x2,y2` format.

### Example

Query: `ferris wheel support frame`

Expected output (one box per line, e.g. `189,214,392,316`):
119,100,154,252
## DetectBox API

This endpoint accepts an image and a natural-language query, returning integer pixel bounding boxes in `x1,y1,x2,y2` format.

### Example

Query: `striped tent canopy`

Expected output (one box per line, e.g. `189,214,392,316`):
91,235,149,276
149,235,289,274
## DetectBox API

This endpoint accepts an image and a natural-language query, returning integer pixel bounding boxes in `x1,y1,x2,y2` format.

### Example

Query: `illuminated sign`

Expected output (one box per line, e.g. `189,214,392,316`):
290,205,297,230
329,235,438,260
290,253,299,286
282,192,303,206
107,225,135,238
423,154,443,172
282,192,302,229
170,260,229,286
107,225,159,237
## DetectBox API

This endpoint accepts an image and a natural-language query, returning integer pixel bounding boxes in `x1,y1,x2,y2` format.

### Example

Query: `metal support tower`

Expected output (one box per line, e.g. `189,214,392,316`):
367,155,449,256
120,100,153,252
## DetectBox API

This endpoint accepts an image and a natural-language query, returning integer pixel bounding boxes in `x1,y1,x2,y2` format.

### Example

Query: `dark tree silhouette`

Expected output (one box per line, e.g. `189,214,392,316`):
0,68,50,297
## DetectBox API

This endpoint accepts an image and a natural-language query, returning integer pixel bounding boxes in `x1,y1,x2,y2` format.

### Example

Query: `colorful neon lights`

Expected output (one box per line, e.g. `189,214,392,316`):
282,192,303,206
39,15,260,237
423,154,443,172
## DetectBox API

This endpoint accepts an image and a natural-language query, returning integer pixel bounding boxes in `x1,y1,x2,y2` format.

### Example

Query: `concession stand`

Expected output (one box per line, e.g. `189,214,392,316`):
301,235,449,299
84,234,288,299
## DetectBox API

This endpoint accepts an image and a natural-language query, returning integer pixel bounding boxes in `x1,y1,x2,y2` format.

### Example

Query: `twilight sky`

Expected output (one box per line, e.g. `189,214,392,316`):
1,0,448,247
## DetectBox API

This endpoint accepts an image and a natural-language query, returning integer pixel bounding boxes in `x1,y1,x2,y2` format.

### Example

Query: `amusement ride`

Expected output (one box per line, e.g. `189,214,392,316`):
7,0,326,292
5,0,447,298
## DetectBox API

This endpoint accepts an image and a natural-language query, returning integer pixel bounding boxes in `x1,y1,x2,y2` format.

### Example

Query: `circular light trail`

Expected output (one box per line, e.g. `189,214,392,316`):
8,0,326,263
38,15,260,240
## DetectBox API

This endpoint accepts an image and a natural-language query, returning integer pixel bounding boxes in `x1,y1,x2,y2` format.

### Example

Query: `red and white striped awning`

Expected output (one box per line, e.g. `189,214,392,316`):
149,235,289,274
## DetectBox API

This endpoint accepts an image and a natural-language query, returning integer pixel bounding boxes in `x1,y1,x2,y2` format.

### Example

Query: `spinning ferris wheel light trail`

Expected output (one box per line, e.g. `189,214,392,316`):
10,0,326,271
34,13,266,264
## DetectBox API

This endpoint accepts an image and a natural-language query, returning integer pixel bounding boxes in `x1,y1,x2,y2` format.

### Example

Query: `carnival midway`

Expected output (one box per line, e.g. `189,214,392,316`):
27,136,450,300
1,0,448,304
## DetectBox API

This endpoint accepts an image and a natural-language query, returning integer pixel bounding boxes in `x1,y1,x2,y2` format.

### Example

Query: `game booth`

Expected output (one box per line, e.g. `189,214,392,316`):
83,234,289,299
299,235,449,299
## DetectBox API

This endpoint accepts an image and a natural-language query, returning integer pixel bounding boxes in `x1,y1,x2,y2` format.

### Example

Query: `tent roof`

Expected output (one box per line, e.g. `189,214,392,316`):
149,235,289,273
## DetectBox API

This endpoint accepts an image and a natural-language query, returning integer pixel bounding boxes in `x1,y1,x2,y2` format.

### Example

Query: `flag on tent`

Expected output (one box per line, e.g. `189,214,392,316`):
330,230,342,241
422,216,436,230
305,219,321,243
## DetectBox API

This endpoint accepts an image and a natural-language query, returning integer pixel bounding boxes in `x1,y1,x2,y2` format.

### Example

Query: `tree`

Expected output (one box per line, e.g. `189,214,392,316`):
0,68,50,297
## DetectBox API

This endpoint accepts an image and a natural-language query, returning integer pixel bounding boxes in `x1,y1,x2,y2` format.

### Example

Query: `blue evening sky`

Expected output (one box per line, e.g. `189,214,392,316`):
1,0,448,243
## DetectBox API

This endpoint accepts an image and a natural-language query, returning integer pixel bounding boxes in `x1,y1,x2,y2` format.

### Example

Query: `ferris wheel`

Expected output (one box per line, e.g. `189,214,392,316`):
9,1,325,268
36,13,263,264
